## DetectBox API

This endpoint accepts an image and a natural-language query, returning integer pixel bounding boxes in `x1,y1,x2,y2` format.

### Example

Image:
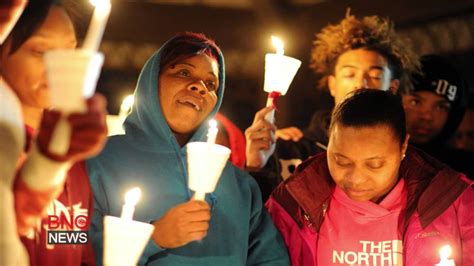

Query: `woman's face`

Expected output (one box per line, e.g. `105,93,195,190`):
327,123,408,203
159,53,219,138
0,6,77,109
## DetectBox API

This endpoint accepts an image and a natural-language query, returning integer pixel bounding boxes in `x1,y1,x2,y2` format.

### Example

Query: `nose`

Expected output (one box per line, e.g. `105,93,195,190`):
418,105,434,121
344,168,367,188
187,79,207,96
353,74,369,90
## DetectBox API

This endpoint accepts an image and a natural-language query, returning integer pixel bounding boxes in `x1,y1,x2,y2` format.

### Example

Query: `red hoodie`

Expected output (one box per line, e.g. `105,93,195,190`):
14,126,95,266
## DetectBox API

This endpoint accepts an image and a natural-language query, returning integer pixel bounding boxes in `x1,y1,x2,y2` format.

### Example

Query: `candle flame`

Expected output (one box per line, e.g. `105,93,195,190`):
90,0,111,9
209,119,217,128
120,94,134,114
271,36,284,55
124,187,141,206
440,245,452,260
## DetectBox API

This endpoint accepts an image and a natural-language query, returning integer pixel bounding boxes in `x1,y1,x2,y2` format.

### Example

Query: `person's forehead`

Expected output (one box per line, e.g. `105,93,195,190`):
331,123,396,143
329,124,399,158
411,90,447,102
33,7,76,42
336,49,389,68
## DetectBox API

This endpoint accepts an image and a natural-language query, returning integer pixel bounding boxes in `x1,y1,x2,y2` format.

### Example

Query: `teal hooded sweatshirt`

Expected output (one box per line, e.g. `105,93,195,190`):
86,38,289,265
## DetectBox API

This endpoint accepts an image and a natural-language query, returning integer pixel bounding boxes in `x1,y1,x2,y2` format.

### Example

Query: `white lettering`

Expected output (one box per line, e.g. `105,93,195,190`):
359,252,369,265
360,240,371,252
371,241,383,253
380,251,392,266
333,251,344,263
382,240,391,253
331,240,403,265
47,231,89,244
447,85,457,101
344,252,357,265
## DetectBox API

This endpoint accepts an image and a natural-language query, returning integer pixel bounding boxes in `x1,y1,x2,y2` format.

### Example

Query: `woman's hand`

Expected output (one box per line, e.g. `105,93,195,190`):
36,94,108,162
275,126,304,142
152,200,211,248
244,106,276,170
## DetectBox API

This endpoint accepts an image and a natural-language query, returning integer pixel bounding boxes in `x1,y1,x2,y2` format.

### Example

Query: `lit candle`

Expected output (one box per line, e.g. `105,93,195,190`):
118,94,134,118
82,0,111,52
271,36,285,56
207,119,218,144
121,187,141,220
436,245,455,266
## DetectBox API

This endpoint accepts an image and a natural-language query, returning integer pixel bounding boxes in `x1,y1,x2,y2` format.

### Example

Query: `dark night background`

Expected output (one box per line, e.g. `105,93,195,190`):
75,0,474,131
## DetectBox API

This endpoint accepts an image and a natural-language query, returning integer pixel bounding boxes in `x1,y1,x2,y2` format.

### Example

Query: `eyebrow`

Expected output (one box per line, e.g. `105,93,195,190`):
174,63,218,79
339,65,385,71
333,152,385,161
411,93,450,105
30,34,77,45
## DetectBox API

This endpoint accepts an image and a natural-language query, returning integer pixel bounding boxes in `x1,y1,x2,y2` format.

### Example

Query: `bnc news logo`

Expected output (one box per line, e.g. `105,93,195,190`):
47,213,89,244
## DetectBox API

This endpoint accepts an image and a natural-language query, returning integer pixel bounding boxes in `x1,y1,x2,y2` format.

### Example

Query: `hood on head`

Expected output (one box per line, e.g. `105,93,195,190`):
122,36,225,152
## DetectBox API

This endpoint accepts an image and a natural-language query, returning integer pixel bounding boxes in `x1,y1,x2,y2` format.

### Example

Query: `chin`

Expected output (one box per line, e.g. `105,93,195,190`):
170,122,200,135
411,136,430,144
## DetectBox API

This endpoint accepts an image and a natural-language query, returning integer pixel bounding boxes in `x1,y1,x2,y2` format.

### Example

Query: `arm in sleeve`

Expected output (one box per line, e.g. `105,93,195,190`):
86,160,165,266
457,183,474,265
246,176,290,265
248,152,282,203
80,162,96,266
14,145,70,235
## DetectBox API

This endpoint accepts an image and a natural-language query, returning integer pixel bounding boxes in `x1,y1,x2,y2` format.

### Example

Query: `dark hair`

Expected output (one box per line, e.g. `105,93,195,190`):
330,89,406,145
159,32,221,73
310,13,420,91
6,0,78,54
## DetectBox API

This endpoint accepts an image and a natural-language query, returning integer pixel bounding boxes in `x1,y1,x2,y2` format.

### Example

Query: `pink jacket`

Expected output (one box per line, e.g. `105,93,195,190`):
266,147,474,265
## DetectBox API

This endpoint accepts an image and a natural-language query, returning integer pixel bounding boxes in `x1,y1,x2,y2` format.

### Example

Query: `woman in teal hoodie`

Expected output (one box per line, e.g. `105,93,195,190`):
86,32,289,265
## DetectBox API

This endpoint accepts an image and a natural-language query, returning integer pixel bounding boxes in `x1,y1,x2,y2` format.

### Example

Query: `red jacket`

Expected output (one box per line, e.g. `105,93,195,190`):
267,146,474,265
14,126,95,266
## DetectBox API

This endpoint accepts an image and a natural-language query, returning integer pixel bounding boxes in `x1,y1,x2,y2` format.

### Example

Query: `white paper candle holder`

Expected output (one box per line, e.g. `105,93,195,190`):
263,53,302,96
187,142,230,200
43,49,104,155
103,215,154,266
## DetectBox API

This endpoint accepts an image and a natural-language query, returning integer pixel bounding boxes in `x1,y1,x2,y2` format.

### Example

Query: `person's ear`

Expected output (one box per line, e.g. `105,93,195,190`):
389,79,400,94
328,75,337,97
401,133,410,159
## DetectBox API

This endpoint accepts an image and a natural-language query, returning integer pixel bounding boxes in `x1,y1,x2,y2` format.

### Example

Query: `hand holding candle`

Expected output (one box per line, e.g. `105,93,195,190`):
45,0,110,155
187,119,228,201
121,187,141,220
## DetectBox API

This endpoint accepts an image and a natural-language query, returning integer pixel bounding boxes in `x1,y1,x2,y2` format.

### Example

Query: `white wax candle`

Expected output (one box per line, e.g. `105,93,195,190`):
120,187,141,220
82,0,111,52
207,119,218,144
436,245,455,266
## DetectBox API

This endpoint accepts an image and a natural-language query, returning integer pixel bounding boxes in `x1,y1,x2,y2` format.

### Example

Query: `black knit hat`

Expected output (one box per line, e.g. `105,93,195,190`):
412,55,464,103
411,54,468,149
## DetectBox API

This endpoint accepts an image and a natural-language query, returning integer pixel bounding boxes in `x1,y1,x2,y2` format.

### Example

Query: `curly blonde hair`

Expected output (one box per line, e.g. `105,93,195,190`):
310,13,420,92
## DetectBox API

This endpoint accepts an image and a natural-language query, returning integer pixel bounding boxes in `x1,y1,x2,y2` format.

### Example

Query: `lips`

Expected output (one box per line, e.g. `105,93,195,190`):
177,96,202,111
345,188,371,198
412,127,432,136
